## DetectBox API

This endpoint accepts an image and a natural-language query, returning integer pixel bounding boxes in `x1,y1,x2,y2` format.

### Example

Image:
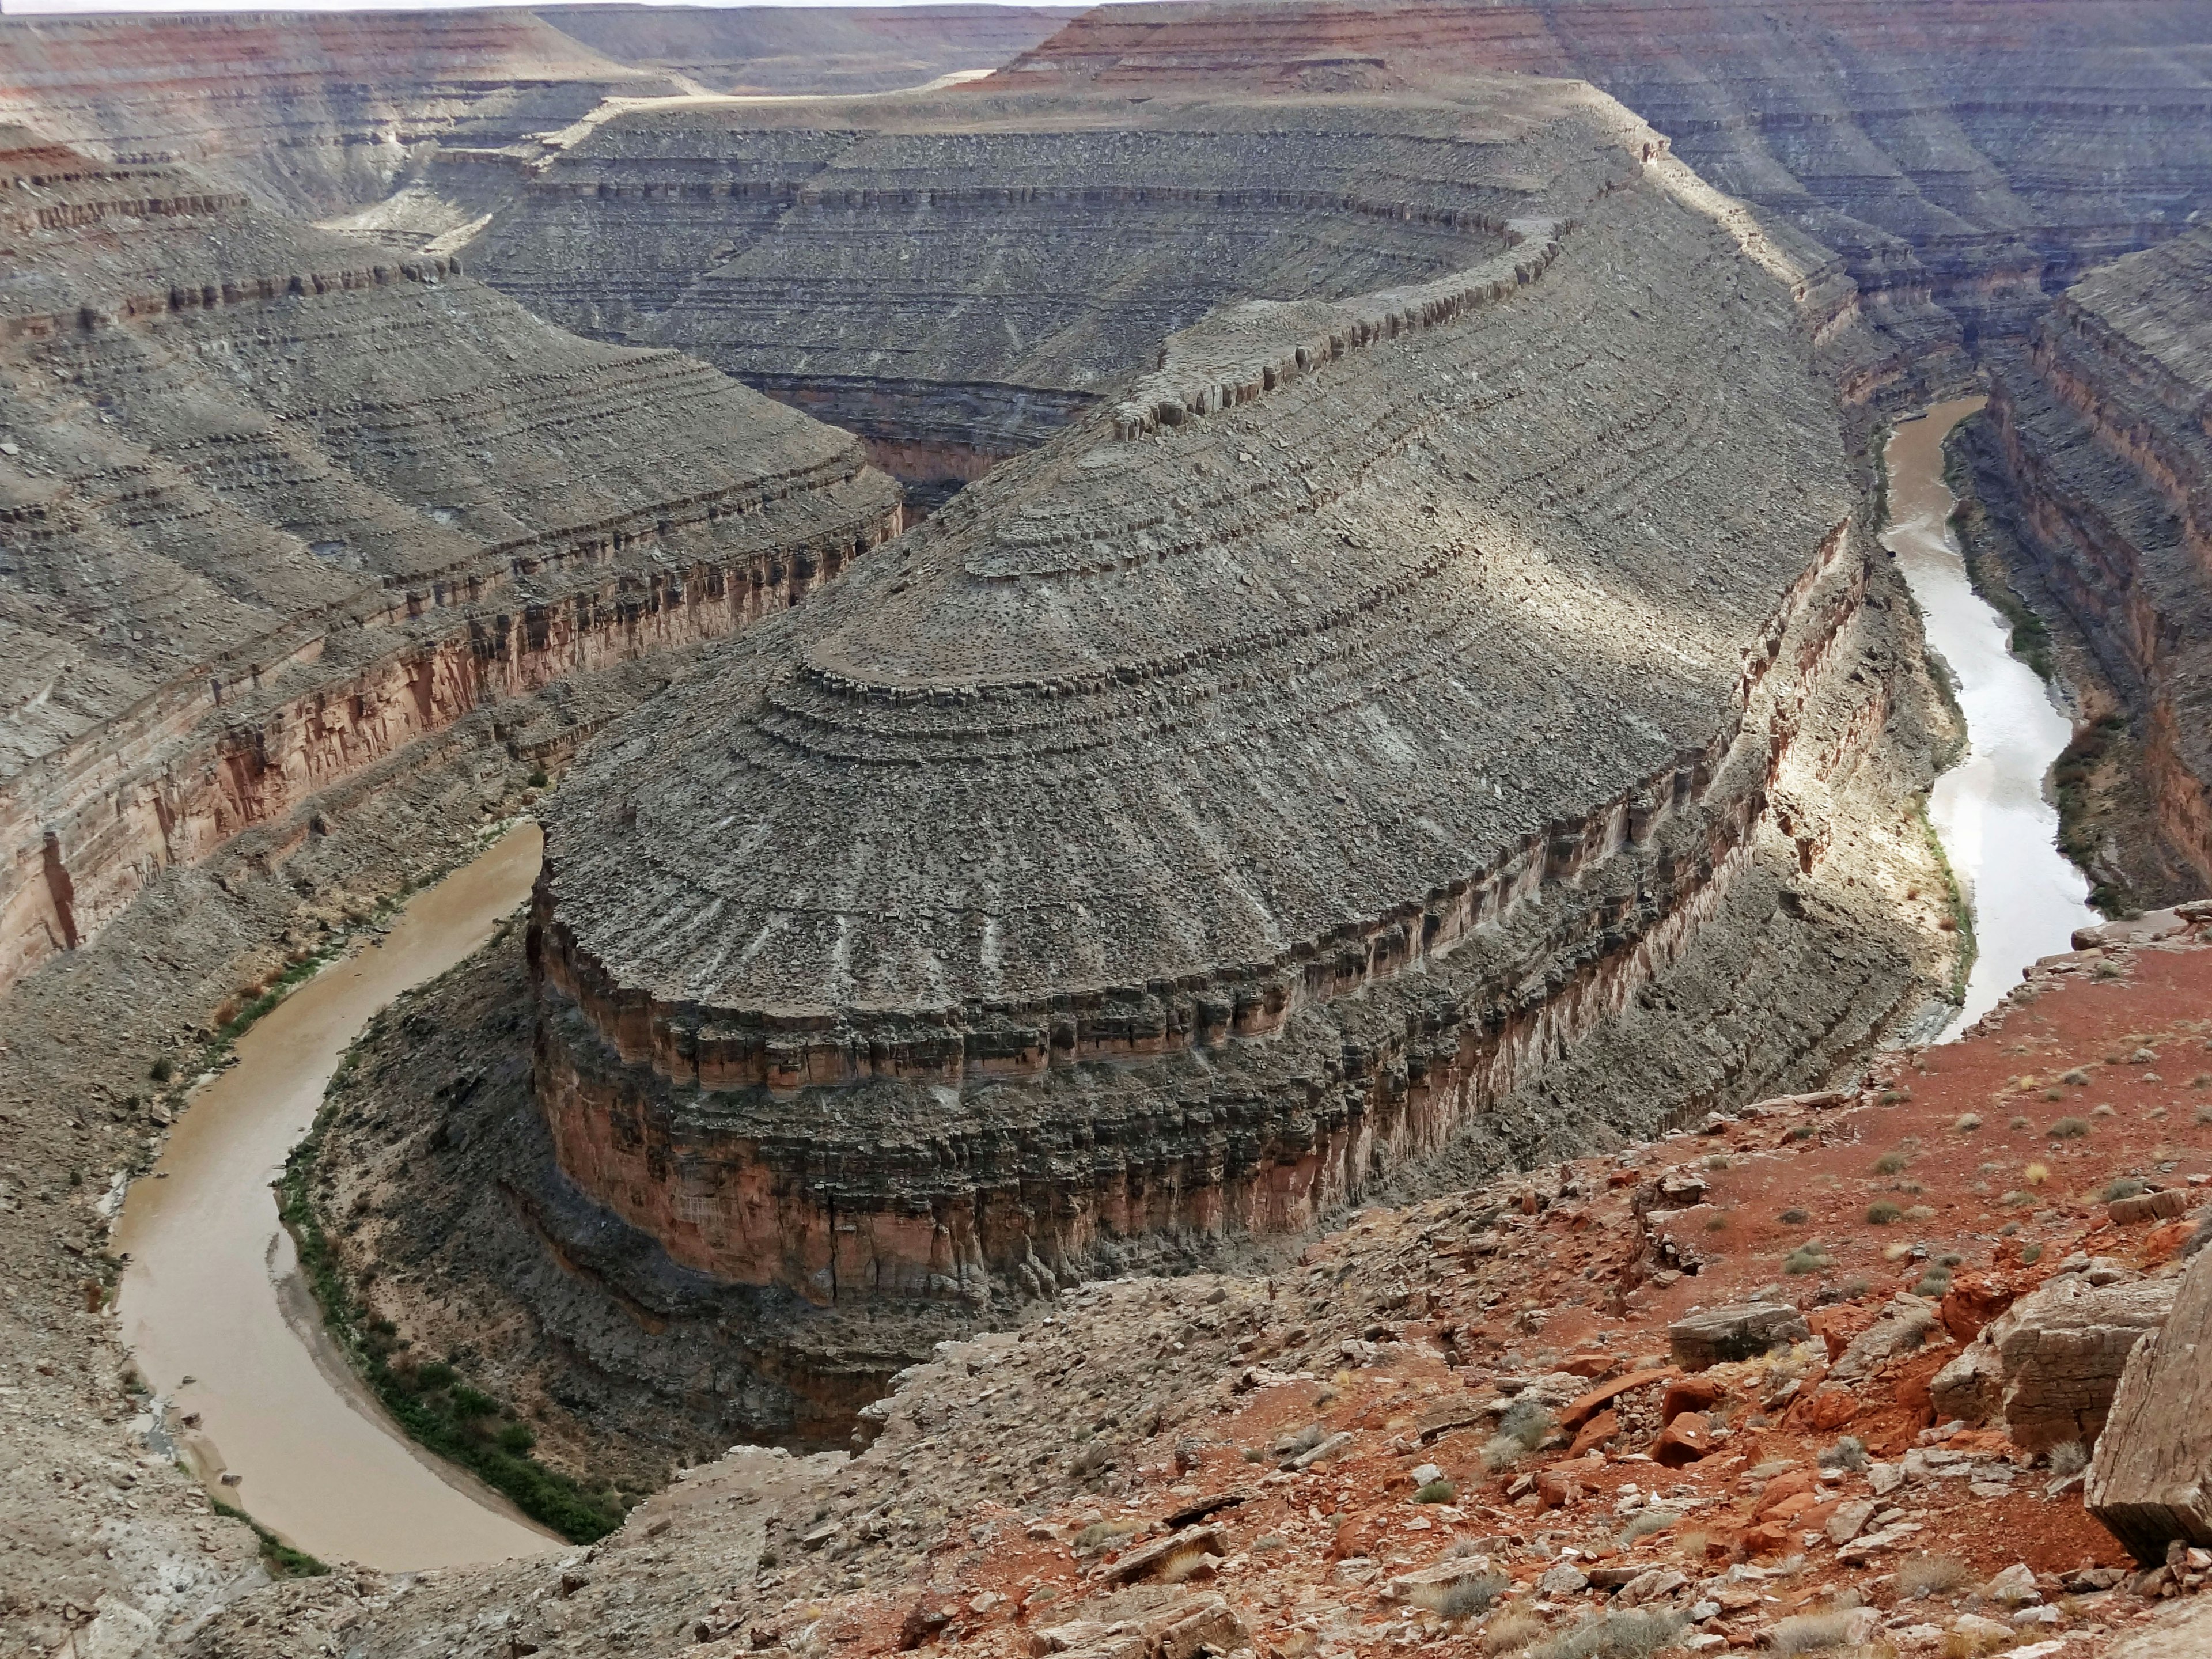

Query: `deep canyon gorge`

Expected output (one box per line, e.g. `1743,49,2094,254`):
3,3,2211,1657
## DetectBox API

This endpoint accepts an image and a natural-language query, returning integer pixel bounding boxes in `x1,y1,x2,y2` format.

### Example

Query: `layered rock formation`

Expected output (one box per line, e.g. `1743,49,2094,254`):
527,76,1948,1309
1967,228,2212,892
0,10,691,217
1002,0,2212,404
533,5,1082,97
460,92,1529,497
0,128,903,994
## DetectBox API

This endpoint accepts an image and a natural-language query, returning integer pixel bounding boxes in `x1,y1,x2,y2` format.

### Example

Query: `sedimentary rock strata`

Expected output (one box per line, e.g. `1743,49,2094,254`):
1968,228,2212,892
1005,0,2212,397
0,11,689,217
528,78,1948,1308
532,5,1082,97
0,130,902,993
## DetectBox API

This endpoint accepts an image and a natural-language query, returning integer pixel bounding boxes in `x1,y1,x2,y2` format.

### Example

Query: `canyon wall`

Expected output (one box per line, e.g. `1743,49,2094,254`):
533,5,1082,96
527,79,1955,1308
0,129,904,995
1970,228,2212,892
1002,0,2212,402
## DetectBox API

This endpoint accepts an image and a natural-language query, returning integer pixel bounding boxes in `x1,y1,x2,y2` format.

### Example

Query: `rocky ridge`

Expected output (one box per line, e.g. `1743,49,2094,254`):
0,128,903,995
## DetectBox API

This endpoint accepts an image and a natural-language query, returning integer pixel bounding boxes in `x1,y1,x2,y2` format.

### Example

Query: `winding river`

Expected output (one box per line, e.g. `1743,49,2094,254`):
1881,397,2099,1036
104,399,2097,1569
112,821,558,1571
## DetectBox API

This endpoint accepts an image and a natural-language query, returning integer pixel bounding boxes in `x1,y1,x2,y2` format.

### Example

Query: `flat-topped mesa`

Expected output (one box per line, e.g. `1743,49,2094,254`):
529,83,1880,1308
0,130,903,994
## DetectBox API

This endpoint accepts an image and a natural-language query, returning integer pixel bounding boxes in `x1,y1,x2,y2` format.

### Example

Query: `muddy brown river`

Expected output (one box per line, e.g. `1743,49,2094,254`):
112,821,558,1570
1882,397,2099,1035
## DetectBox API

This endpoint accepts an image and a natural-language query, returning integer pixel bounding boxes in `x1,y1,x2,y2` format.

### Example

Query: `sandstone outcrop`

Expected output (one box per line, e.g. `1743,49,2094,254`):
0,129,903,994
1931,1274,2178,1455
1967,228,2212,892
2088,1247,2212,1562
527,75,1947,1308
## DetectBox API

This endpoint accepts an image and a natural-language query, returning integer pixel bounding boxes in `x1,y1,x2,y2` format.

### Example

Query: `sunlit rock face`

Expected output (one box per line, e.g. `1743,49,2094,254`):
527,76,1902,1306
0,128,902,994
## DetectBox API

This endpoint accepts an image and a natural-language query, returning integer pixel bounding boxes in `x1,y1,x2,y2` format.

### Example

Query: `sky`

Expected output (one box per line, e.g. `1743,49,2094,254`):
0,0,1066,13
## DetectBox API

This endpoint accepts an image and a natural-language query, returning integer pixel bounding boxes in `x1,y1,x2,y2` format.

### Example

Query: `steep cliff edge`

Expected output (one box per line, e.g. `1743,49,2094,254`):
1967,228,2212,900
0,129,903,995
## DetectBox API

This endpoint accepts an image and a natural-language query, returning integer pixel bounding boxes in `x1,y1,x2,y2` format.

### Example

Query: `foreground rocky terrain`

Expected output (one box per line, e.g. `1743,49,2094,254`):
167,906,2212,1659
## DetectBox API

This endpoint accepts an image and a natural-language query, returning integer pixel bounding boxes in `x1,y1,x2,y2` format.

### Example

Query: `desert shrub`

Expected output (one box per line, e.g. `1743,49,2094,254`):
1778,1208,1810,1225
1705,1213,1730,1233
2198,1107,2212,1127
2047,1117,2089,1139
1784,1243,1832,1275
1674,1529,1710,1562
1483,1612,1547,1655
2020,1243,2044,1264
449,1386,497,1419
1915,1267,1953,1297
1705,1155,1732,1171
149,1057,175,1084
1527,1609,1685,1659
1415,1479,1457,1504
1769,1611,1857,1654
1787,1124,1815,1142
1819,1435,1869,1472
1866,1201,1903,1225
1074,1518,1142,1551
2025,1162,2051,1185
2093,1103,2118,1118
1242,1447,1266,1463
1906,1204,1937,1222
1619,1508,1681,1544
2047,1441,2089,1477
1953,1114,1982,1133
1874,1152,1911,1175
1483,1398,1552,1471
497,1421,535,1455
2061,1068,2090,1086
1412,1571,1508,1621
1896,1555,1972,1599
2009,1115,2030,1130
2104,1177,2148,1202
1157,1544,1217,1584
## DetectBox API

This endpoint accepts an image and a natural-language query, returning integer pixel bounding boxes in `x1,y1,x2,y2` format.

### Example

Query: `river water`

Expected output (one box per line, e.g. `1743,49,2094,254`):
112,821,558,1570
1881,397,2099,1036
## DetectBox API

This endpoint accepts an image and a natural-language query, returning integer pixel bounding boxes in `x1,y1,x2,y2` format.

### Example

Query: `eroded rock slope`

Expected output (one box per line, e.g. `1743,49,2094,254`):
527,76,1957,1316
0,129,903,995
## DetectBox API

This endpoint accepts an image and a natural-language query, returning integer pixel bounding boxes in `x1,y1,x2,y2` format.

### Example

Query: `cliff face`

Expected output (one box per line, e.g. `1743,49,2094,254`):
460,97,1528,493
528,80,1955,1309
1002,0,2212,400
532,5,1082,96
1972,228,2212,892
0,11,691,218
0,130,903,995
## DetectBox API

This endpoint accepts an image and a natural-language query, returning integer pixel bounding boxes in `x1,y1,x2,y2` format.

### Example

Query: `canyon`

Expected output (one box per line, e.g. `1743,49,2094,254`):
0,126,903,996
1,1,2210,1656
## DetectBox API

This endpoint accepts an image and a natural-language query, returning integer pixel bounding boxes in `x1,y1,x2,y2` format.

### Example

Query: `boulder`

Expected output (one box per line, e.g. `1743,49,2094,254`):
1660,1375,1728,1422
1567,1408,1620,1460
2108,1600,2212,1659
1667,1303,1810,1371
2109,1190,2190,1226
1932,1275,2178,1454
2087,1248,2212,1563
1103,1524,1229,1585
1652,1412,1715,1467
1830,1293,1940,1382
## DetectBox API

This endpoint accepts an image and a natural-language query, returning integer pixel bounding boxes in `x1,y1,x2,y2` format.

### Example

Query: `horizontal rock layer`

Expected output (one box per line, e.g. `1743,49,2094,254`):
1972,226,2212,888
528,79,1919,1301
1002,0,2212,363
0,131,903,994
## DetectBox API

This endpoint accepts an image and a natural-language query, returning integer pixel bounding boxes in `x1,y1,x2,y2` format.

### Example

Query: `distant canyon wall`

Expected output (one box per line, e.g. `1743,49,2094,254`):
0,133,902,996
1971,227,2212,891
